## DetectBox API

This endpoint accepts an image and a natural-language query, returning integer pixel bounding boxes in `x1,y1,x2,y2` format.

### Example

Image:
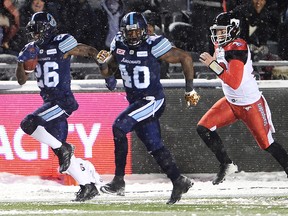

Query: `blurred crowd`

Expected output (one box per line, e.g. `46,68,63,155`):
0,0,288,80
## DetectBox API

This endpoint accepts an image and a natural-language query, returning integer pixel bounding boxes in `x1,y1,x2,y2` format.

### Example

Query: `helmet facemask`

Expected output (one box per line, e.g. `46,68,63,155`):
120,12,148,48
123,26,146,47
210,13,240,47
26,12,57,45
210,25,234,46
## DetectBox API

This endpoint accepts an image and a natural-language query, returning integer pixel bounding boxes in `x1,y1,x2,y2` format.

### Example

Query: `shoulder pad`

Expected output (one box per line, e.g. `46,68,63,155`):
225,38,247,51
150,35,172,58
225,39,248,62
111,32,124,52
57,34,78,53
147,35,163,43
25,41,36,47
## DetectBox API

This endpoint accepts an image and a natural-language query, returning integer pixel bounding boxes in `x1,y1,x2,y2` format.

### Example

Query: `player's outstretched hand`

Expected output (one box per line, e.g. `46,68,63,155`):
97,50,110,64
185,90,200,107
17,44,39,63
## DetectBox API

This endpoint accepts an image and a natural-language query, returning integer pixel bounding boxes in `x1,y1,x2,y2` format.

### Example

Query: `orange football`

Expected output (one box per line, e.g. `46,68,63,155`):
24,58,38,73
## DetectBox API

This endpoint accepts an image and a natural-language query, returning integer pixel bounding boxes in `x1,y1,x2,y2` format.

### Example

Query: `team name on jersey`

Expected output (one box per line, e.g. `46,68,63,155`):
38,57,51,61
120,58,141,64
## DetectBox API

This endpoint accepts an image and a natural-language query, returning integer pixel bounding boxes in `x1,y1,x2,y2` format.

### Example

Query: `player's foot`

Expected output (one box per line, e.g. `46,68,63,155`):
100,176,125,196
73,183,99,202
52,142,75,173
166,175,193,205
212,162,238,185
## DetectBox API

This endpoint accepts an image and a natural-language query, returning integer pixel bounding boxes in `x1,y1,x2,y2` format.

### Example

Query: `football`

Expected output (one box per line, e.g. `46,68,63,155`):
24,58,38,73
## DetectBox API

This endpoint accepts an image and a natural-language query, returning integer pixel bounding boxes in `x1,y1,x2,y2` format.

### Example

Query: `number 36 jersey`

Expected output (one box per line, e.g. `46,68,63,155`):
36,34,79,114
111,34,173,103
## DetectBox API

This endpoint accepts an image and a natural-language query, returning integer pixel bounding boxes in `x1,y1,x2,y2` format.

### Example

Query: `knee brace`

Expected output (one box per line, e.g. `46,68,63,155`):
20,114,45,135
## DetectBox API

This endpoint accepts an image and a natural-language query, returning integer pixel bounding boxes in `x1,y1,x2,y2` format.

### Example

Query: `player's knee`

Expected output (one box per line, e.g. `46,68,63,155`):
145,141,164,153
20,114,42,135
196,125,210,138
112,124,127,140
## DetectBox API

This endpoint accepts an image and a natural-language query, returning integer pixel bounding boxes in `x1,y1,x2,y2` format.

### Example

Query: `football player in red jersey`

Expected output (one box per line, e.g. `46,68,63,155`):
198,12,288,185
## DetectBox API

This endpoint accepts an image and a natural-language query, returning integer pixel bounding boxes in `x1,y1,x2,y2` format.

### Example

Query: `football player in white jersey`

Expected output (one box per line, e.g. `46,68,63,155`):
198,12,288,185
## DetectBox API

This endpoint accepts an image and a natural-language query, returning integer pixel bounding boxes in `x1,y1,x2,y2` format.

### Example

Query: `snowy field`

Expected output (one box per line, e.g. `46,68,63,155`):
1,171,288,215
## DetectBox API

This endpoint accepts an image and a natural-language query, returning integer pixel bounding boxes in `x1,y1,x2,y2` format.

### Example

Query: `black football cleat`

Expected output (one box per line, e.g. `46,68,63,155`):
100,176,125,196
212,162,238,185
73,183,99,202
52,142,75,173
166,175,193,205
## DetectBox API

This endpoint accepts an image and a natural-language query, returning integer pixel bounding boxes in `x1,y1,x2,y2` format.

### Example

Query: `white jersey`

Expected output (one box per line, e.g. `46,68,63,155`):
215,38,261,105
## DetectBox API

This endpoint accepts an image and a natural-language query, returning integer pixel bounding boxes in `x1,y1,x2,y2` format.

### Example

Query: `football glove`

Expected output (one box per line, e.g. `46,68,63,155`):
97,50,110,64
105,76,117,91
17,44,39,63
185,89,200,107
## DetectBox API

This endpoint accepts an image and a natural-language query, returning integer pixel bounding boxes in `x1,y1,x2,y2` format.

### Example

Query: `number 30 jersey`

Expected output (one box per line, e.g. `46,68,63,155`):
111,34,173,103
36,34,79,114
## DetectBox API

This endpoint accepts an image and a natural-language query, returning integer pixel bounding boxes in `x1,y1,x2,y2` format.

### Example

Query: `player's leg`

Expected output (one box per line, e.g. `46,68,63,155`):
20,102,74,173
100,98,168,196
134,99,193,204
196,97,238,185
135,118,193,204
242,96,288,176
66,156,101,201
100,101,147,196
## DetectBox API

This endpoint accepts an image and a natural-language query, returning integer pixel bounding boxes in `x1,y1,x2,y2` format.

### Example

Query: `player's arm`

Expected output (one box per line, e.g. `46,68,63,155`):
16,62,29,85
96,50,118,91
160,47,195,84
96,50,118,77
16,43,39,85
63,43,99,63
200,52,244,90
160,47,200,106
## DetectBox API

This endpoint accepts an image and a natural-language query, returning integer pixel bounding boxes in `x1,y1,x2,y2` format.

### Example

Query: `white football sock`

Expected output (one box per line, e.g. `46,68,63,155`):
31,126,62,149
66,156,103,185
66,156,97,185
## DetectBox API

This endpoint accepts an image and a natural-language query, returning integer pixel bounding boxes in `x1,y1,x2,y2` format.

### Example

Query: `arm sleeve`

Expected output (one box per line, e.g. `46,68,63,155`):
218,59,244,90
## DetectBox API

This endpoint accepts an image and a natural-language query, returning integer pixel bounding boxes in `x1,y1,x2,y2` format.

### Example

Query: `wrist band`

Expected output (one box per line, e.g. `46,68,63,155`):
209,60,224,75
99,62,108,70
185,79,194,92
